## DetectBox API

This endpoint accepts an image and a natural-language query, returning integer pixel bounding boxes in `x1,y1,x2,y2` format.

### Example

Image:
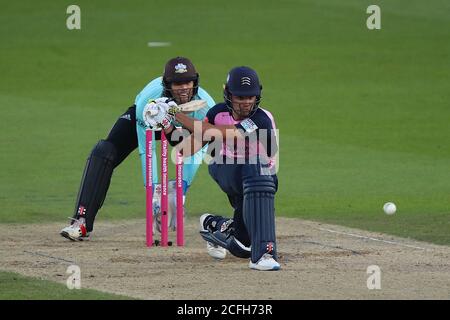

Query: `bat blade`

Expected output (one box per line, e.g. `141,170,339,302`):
179,99,207,112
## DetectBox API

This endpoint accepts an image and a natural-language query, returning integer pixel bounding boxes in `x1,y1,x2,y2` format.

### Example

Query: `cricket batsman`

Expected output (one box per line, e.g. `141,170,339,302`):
60,57,215,241
144,66,280,271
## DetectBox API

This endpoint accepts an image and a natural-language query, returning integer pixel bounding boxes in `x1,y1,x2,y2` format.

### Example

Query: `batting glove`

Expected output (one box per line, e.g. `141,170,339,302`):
158,113,174,130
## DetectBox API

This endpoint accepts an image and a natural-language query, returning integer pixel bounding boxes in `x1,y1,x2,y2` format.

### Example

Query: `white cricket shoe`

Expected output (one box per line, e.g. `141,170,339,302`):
200,213,227,260
206,241,227,260
249,253,281,271
60,218,90,241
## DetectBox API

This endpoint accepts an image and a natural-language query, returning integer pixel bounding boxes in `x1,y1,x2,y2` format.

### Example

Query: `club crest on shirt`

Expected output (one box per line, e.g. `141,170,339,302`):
240,118,258,133
175,63,187,73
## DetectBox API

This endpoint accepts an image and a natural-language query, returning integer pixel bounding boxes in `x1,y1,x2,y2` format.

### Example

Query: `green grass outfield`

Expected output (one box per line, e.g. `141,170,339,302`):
1,0,449,251
0,271,133,299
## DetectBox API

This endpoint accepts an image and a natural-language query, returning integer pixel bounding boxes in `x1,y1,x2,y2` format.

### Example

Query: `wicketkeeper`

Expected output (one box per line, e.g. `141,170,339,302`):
144,66,280,271
60,57,215,241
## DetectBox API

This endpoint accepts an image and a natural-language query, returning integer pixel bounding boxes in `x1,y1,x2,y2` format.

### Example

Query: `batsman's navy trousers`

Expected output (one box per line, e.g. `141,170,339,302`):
208,161,278,247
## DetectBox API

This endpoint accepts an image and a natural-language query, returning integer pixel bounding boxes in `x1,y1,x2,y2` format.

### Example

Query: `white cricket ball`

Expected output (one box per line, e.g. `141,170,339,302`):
383,202,396,215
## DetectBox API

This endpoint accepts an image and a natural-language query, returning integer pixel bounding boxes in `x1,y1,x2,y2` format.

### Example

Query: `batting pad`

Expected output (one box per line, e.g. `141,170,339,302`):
243,176,277,263
74,139,117,232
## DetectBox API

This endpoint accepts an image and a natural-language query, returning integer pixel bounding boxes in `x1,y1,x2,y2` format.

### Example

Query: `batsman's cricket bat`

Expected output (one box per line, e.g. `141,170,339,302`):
147,99,207,116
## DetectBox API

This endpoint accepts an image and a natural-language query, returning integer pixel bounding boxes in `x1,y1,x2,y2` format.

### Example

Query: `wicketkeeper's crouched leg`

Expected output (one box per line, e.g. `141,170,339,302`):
71,105,138,232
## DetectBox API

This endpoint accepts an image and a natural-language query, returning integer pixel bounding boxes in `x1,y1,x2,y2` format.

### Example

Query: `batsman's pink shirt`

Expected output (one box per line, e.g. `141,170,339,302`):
205,103,278,169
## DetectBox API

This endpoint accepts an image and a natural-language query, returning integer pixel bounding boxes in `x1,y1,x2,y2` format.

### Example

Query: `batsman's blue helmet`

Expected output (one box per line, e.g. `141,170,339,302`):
224,66,262,113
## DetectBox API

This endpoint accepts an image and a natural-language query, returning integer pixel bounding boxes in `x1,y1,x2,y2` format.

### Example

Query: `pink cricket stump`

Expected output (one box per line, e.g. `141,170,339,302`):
160,131,169,246
176,150,184,246
145,129,153,247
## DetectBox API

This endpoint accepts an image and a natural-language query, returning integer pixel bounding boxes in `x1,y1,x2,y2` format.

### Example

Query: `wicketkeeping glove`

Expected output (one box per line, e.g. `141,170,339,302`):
143,97,177,129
